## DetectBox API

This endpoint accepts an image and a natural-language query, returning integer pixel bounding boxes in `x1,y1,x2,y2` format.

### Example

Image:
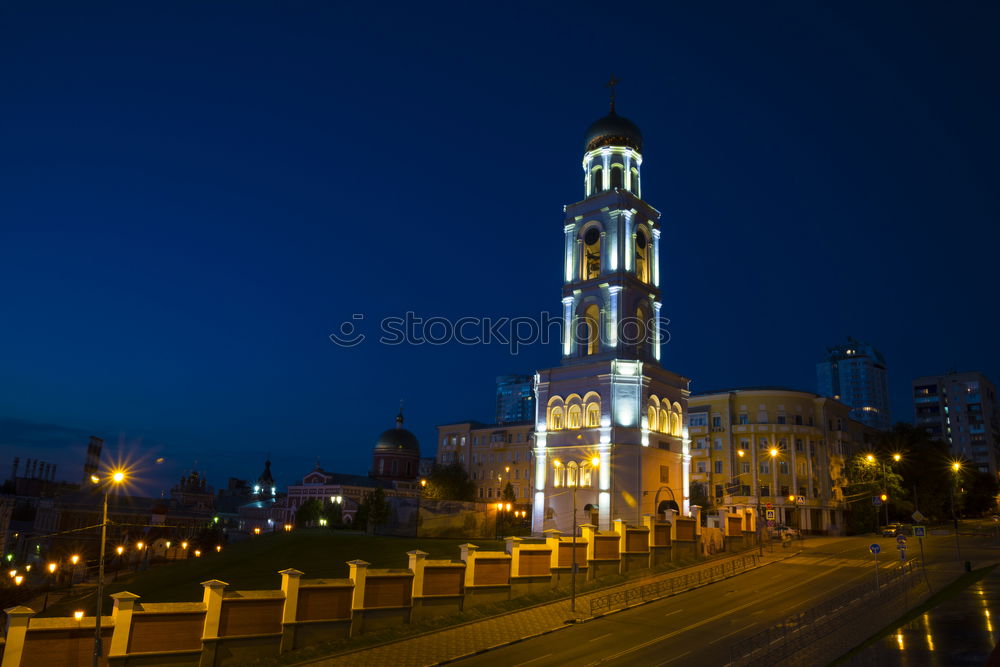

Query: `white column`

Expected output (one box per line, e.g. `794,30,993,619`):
532,442,547,535
623,211,634,272
608,286,622,348
652,228,661,287
682,428,692,516
562,296,574,357
564,224,576,283
653,301,662,361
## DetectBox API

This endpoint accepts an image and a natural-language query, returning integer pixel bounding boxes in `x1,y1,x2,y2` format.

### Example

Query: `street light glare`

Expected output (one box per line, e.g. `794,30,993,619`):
111,471,125,483
769,448,778,458
865,454,875,463
591,456,600,468
90,475,100,484
893,453,902,462
952,461,962,472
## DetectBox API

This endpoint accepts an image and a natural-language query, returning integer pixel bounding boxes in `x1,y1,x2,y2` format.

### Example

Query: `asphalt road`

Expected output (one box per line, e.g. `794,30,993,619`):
456,532,993,667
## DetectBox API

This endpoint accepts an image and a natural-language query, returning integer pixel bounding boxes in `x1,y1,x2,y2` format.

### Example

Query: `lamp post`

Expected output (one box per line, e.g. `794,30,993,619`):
568,456,600,613
950,460,966,570
92,469,126,667
69,554,79,589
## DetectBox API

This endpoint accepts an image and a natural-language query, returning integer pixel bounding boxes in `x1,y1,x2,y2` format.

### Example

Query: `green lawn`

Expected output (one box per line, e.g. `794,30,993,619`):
43,529,502,617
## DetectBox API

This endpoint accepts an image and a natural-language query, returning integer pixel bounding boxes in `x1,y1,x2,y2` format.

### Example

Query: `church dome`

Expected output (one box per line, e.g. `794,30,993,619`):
374,411,420,453
584,112,643,153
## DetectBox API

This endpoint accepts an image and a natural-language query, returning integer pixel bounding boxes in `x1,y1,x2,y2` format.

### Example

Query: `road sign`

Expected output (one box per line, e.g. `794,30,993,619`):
912,510,925,523
766,503,773,510
869,543,881,555
896,534,907,545
872,497,883,506
766,509,775,520
796,495,806,505
767,520,775,527
913,526,926,538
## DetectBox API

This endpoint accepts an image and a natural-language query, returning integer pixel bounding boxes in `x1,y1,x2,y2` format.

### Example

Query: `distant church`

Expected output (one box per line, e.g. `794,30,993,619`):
531,86,691,534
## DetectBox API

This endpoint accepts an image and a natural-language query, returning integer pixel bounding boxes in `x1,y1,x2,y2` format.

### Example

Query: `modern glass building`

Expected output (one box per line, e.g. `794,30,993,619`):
495,375,535,425
816,337,891,430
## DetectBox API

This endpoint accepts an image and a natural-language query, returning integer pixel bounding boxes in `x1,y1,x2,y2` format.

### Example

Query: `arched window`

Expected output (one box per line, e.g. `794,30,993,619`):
582,227,601,280
567,461,579,487
591,166,603,195
568,404,582,429
553,462,565,487
630,168,640,195
611,163,623,189
580,463,593,486
672,402,683,436
635,231,649,283
647,406,658,430
586,402,600,428
584,304,600,355
659,408,669,434
549,406,564,431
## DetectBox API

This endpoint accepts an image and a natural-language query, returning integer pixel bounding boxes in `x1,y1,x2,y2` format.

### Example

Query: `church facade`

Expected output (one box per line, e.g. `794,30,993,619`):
531,97,691,535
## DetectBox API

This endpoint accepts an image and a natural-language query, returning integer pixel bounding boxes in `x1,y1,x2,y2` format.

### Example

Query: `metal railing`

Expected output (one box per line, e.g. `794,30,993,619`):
728,559,924,667
588,552,760,616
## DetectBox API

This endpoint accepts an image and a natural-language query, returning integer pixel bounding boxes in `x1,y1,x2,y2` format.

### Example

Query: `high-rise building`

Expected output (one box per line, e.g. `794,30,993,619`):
816,337,891,430
495,375,535,424
912,371,1000,475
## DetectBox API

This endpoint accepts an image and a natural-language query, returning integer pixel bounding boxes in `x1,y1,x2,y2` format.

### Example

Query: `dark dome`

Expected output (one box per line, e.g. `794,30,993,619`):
584,112,643,153
374,427,420,453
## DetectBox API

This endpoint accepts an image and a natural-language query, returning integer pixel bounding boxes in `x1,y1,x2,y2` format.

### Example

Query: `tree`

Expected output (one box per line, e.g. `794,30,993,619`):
360,487,389,535
421,463,476,501
295,498,323,527
501,482,517,504
962,470,999,516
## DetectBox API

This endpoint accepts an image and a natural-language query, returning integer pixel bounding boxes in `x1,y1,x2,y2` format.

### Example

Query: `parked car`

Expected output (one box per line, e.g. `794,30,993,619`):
770,524,801,539
881,523,903,537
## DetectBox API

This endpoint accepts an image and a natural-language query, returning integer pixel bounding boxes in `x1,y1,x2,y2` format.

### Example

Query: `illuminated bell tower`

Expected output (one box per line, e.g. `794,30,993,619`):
533,80,691,536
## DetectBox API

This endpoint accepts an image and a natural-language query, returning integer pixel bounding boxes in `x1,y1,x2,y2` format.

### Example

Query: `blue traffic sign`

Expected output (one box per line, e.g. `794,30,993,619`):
869,543,881,555
913,526,926,538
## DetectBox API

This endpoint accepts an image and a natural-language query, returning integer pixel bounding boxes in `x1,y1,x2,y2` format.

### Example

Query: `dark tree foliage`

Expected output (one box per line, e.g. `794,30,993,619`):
961,471,999,516
295,498,324,527
359,487,389,535
422,463,476,502
501,482,517,504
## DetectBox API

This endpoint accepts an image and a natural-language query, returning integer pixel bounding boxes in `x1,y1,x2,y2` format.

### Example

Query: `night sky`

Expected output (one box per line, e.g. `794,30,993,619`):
2,2,998,496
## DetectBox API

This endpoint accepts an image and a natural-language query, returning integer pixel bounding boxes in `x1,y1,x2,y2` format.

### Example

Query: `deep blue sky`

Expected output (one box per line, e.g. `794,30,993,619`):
2,2,998,496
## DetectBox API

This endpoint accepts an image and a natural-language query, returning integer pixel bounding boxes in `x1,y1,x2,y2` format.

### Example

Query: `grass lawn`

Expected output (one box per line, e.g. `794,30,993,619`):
43,529,503,617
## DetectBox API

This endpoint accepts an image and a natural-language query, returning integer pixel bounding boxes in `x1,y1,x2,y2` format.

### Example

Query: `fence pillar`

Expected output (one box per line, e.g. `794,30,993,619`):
109,591,141,657
459,544,479,588
612,518,627,555
347,560,369,611
505,537,523,577
279,568,304,653
199,579,228,667
407,550,428,598
543,529,562,569
580,524,598,562
1,606,35,667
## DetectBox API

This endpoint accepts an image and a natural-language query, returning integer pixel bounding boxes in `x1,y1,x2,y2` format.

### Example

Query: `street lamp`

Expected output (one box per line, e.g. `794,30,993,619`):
92,468,127,667
950,460,967,570
568,456,600,613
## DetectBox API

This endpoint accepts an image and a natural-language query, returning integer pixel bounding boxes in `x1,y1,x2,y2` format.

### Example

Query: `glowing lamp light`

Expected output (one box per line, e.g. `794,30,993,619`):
590,456,601,468
253,527,261,535
769,448,779,458
952,461,962,472
893,453,902,462
25,565,30,572
70,554,80,565
74,611,84,622
215,545,221,553
788,495,795,502
284,523,293,532
505,503,512,511
90,475,100,484
420,479,427,487
47,562,57,574
14,575,23,585
136,542,144,551
181,542,188,550
194,550,201,557
116,546,124,555
111,471,125,483
865,454,875,464
165,541,171,549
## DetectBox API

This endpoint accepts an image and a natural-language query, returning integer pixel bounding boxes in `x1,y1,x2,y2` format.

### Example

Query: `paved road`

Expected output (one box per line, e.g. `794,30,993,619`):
456,533,992,667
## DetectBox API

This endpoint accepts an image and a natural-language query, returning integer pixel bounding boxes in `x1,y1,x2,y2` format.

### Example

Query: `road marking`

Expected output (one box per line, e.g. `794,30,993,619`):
656,650,692,666
584,566,844,666
663,609,683,618
709,625,754,644
513,655,552,667
588,633,612,643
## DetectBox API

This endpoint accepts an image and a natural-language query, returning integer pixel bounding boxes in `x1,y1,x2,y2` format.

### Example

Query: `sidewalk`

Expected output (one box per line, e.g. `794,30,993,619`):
298,547,795,667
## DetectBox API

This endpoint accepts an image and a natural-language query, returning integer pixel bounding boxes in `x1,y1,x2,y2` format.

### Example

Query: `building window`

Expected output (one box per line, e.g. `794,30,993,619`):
714,461,723,474
780,485,790,497
610,163,624,189
659,465,669,483
635,231,649,283
778,461,789,475
777,415,786,424
586,402,600,427
549,407,564,430
795,415,803,425
630,167,640,195
795,439,804,452
553,463,566,487
591,166,603,194
583,304,601,355
712,416,722,428
760,485,770,497
741,462,750,474
568,404,582,429
738,414,749,425
714,439,723,450
696,461,706,473
760,462,769,474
